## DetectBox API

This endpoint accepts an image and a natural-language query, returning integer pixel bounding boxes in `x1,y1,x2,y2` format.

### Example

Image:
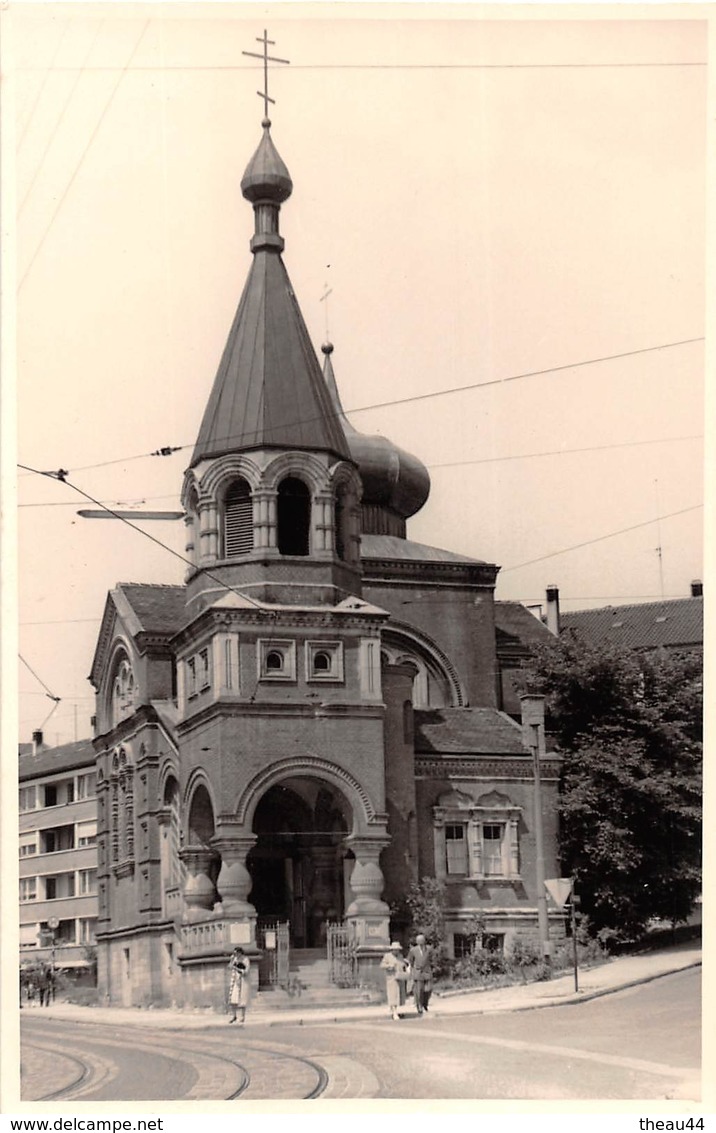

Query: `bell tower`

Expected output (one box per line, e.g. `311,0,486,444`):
181,116,362,615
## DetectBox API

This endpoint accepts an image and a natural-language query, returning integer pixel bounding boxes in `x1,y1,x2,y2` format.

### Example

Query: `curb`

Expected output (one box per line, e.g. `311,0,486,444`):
25,961,700,1033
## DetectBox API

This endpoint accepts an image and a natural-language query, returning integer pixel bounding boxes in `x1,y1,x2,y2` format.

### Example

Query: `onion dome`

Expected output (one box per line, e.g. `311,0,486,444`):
322,342,431,535
240,118,293,204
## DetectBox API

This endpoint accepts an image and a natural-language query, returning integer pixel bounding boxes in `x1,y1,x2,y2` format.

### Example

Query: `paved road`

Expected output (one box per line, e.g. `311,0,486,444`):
21,968,700,1102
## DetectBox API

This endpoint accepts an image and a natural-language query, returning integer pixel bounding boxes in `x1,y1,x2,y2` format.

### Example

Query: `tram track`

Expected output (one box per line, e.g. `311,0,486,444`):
21,1017,329,1101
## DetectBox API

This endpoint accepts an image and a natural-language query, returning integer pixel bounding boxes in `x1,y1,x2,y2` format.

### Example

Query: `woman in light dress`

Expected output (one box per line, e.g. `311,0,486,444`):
380,941,409,1021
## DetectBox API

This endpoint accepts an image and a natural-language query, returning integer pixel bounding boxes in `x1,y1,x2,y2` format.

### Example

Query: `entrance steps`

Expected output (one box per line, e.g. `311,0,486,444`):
253,947,384,1012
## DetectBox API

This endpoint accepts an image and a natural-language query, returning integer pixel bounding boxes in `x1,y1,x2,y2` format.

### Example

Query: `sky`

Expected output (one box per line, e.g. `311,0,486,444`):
8,5,706,747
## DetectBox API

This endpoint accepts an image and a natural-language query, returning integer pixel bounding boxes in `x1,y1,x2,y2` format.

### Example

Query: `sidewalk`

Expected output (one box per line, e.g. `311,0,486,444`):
23,943,700,1032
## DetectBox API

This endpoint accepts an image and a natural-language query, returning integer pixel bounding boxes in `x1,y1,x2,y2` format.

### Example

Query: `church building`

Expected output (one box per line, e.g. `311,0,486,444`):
89,105,561,1008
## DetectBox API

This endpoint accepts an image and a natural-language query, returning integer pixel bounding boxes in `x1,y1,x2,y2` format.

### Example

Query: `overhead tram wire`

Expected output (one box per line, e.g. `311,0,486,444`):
500,504,703,574
16,432,704,505
17,463,272,617
16,336,704,480
18,60,707,73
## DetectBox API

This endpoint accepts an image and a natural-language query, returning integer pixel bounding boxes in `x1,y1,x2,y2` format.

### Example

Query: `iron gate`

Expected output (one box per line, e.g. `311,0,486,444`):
326,921,358,987
257,920,290,988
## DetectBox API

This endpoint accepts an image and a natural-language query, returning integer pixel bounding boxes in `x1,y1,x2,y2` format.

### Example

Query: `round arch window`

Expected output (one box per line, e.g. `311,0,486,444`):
266,651,284,672
313,651,331,673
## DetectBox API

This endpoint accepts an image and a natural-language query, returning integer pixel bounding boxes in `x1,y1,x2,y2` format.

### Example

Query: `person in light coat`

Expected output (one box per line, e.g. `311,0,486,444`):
227,947,251,1025
380,941,409,1021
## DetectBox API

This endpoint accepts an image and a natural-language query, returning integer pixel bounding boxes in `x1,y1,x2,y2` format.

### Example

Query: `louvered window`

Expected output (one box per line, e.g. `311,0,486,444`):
224,479,253,557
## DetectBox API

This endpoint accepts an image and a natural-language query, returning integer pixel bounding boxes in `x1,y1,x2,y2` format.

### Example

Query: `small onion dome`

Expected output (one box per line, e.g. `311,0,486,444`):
241,119,293,204
349,431,431,519
321,342,430,520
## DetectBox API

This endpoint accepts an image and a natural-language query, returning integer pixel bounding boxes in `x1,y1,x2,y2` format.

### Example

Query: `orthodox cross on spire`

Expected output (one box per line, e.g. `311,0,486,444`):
242,30,290,119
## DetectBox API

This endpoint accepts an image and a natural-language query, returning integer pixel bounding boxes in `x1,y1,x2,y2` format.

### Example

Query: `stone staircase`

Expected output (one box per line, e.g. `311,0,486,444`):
253,947,383,1012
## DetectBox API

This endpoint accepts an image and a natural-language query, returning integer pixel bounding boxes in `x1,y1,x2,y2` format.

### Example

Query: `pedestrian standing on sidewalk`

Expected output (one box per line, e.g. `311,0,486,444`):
380,941,409,1021
227,947,251,1025
407,934,433,1016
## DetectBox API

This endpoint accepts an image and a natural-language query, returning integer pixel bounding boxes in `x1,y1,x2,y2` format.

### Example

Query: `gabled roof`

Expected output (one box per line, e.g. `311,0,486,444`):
414,707,525,755
191,252,350,467
495,601,554,647
561,597,703,651
89,584,186,689
19,739,96,782
115,583,186,635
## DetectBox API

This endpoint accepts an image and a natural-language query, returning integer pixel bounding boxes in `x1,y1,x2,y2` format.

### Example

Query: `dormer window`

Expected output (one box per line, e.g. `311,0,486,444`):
277,477,310,556
224,478,253,557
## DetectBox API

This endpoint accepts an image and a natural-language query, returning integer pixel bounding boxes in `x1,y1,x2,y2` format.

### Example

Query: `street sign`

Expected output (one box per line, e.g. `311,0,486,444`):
544,878,572,907
47,916,59,930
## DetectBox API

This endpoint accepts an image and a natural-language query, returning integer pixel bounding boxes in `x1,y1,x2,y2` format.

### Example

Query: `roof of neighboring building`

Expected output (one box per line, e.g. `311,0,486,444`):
414,707,525,755
495,601,554,647
115,583,187,636
19,739,96,782
560,596,703,651
361,534,488,566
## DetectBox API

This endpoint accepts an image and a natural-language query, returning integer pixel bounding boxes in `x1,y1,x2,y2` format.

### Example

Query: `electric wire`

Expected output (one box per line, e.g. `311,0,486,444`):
16,336,704,479
19,20,150,293
17,463,271,616
501,504,702,573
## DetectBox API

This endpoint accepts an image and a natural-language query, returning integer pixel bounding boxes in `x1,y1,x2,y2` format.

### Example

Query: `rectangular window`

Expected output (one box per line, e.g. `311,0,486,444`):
45,876,57,900
224,638,233,689
20,878,37,902
65,781,75,805
198,648,210,690
19,786,37,812
483,824,505,876
453,932,476,959
445,824,469,875
43,784,57,808
79,869,97,895
186,656,196,697
77,820,97,847
20,833,37,857
78,918,97,945
77,773,96,799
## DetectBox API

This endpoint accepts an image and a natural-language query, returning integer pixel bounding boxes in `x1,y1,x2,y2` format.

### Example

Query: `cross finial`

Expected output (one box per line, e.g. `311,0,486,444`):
242,30,290,120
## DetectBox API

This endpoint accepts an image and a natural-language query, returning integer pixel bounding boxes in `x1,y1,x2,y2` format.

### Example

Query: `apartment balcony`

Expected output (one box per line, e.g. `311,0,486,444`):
20,894,98,923
19,798,97,834
19,846,97,878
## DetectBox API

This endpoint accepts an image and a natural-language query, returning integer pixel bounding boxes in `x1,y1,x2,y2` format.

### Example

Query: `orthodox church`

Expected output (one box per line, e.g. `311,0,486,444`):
89,108,561,1008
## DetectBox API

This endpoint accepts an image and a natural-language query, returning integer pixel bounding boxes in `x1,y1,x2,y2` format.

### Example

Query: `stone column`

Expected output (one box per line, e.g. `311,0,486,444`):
344,834,390,953
180,846,217,922
214,835,257,916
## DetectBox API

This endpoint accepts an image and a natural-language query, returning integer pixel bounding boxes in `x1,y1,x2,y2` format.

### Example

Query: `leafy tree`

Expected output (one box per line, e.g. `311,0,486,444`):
521,634,702,942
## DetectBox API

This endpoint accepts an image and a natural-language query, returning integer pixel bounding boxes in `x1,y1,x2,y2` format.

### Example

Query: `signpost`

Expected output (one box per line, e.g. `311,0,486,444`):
544,877,579,991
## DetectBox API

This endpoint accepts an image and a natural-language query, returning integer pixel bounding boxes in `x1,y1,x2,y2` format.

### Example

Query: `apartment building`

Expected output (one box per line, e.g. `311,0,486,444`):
19,734,98,970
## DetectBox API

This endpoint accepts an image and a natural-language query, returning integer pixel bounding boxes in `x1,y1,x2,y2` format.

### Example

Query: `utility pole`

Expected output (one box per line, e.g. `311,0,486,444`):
520,694,551,971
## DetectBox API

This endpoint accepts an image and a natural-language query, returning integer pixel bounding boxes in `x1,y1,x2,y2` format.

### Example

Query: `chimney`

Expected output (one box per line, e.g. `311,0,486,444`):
32,729,44,755
691,579,703,598
545,585,561,636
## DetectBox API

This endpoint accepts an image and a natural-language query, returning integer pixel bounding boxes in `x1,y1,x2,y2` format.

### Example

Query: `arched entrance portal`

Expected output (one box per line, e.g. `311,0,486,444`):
248,778,351,947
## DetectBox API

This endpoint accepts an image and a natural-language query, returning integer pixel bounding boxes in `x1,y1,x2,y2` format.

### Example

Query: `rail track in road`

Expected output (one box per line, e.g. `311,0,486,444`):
21,1017,329,1101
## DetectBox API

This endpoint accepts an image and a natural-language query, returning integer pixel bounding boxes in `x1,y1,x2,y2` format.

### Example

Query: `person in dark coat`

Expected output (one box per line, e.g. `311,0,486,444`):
227,947,251,1025
407,934,433,1015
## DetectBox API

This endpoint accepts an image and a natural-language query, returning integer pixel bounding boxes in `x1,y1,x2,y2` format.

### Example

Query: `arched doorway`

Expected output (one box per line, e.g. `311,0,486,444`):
247,777,350,947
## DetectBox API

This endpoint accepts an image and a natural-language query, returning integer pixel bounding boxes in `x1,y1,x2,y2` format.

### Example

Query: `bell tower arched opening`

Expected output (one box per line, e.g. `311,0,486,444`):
247,777,350,947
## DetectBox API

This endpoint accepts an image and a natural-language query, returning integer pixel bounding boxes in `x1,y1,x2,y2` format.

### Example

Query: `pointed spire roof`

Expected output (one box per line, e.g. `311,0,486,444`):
321,342,430,524
191,123,350,467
